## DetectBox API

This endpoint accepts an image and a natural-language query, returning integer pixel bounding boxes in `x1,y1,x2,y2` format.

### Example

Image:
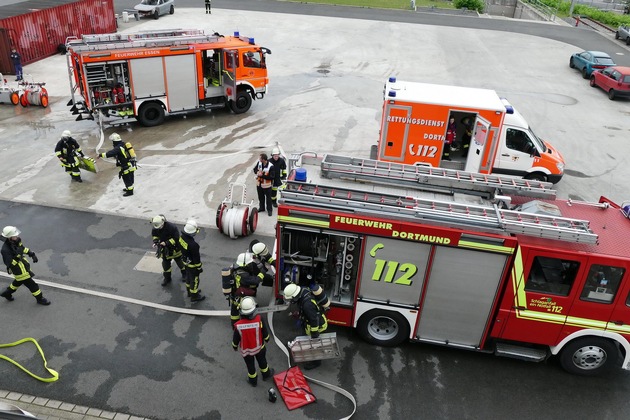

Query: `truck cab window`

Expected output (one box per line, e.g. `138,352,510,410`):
242,51,261,68
525,256,579,296
580,264,625,303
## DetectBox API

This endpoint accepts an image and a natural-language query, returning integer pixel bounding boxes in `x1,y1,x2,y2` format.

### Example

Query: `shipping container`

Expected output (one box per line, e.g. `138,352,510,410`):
0,0,116,75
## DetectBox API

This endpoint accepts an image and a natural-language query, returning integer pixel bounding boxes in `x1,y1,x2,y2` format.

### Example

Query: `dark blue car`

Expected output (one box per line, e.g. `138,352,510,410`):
570,51,616,79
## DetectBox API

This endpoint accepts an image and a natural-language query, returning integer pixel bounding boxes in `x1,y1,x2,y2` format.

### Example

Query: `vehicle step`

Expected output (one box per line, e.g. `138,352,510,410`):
495,342,548,362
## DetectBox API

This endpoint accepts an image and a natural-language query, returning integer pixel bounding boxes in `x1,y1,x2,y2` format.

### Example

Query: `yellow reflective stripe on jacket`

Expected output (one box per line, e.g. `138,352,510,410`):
11,261,30,280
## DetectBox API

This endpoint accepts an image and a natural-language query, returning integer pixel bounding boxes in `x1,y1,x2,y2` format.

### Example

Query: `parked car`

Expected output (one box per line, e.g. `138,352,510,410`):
569,51,616,79
134,0,174,19
615,25,630,45
589,66,630,100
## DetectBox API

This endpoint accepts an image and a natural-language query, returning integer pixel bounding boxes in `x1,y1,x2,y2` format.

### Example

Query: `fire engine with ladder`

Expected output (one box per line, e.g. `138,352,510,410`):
65,29,270,126
275,153,630,375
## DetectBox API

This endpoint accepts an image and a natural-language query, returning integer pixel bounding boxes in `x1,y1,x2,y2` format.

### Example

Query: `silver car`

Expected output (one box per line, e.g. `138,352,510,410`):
134,0,174,19
615,24,630,45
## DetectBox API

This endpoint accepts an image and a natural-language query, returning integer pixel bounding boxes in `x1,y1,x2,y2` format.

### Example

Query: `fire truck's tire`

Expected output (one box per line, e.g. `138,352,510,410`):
137,102,165,127
229,90,252,114
559,337,619,376
248,208,258,234
10,92,19,105
357,309,409,347
169,5,174,14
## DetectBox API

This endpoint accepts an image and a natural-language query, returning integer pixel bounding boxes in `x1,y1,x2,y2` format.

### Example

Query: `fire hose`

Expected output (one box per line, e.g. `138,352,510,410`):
0,272,356,418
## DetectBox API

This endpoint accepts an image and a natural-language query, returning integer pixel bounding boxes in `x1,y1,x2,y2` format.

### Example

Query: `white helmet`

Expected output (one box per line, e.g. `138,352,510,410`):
62,130,72,138
240,296,257,316
283,283,301,300
184,219,198,235
151,215,166,229
1,226,20,238
236,252,254,267
271,147,280,156
251,242,268,256
109,133,122,143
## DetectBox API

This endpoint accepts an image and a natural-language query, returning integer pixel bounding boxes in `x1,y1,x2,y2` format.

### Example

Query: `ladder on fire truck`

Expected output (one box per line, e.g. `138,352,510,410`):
279,181,598,244
66,29,231,52
319,154,557,200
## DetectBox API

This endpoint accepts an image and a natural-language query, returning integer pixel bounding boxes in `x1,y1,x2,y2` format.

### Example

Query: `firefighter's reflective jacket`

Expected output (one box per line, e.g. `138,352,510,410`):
152,221,183,260
1,238,34,281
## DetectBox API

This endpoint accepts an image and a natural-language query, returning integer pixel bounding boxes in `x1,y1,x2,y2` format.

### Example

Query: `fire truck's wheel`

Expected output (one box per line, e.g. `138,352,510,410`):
10,92,19,105
20,93,28,107
524,172,547,183
169,5,174,14
248,208,258,234
137,102,165,127
229,90,252,114
357,309,409,347
559,337,619,376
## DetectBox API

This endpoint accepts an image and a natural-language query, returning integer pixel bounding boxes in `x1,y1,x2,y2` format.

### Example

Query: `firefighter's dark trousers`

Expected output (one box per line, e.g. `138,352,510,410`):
257,186,273,213
122,171,134,192
186,268,201,296
7,276,44,298
64,164,81,180
243,346,271,385
162,256,185,278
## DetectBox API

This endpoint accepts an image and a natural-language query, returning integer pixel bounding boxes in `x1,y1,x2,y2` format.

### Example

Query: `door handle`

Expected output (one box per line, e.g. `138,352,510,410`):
501,154,510,157
612,320,625,326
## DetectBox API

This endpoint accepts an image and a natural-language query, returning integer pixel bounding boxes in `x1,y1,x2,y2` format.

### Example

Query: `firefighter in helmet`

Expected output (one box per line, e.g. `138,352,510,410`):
151,214,186,286
98,133,136,197
249,239,276,278
55,130,86,183
284,283,328,369
179,219,205,303
231,296,274,387
222,252,267,326
1,226,50,305
269,147,287,208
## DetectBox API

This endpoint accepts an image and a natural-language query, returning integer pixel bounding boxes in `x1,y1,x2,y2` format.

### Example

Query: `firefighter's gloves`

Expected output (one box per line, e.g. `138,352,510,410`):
28,251,38,263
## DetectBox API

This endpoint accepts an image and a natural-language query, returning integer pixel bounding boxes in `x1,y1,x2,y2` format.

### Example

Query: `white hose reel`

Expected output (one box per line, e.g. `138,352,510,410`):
216,183,258,239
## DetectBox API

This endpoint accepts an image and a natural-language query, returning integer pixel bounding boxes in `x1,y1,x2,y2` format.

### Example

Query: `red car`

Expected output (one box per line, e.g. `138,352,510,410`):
589,66,630,100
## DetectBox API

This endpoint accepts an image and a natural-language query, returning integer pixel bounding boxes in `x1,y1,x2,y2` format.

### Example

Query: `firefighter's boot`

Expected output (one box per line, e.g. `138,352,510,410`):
161,272,172,286
1,288,15,301
123,190,134,197
36,296,51,306
248,376,258,387
262,367,274,381
191,292,206,303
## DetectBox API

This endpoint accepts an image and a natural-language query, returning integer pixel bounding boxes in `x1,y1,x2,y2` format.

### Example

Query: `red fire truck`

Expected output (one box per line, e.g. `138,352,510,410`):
275,153,630,376
66,29,270,126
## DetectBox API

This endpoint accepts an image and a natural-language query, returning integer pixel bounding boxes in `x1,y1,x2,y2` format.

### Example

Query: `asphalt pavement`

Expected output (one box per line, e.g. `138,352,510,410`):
2,1,630,419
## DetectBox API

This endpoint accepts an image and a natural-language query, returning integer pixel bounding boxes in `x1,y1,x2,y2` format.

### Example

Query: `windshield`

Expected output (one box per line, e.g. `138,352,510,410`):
528,127,547,153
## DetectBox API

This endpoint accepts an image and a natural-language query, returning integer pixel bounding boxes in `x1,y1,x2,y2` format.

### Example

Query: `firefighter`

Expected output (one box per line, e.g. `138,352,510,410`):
231,297,274,387
249,240,275,278
179,219,205,303
10,48,22,81
269,147,287,208
442,117,457,161
222,252,267,326
283,283,327,369
55,130,86,183
461,117,473,158
0,226,50,305
205,0,211,14
151,215,186,286
98,133,136,197
252,153,275,216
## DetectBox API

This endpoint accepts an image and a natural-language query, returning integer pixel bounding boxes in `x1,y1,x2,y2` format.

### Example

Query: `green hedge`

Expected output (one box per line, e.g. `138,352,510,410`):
453,0,484,12
540,0,630,26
